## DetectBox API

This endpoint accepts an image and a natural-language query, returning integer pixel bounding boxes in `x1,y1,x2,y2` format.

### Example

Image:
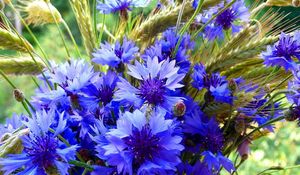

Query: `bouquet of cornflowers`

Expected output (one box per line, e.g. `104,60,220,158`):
0,0,300,174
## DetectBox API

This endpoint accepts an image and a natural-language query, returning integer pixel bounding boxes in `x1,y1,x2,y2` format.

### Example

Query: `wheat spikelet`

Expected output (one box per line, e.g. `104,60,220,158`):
0,28,33,52
69,0,96,57
18,0,62,26
130,0,221,42
214,26,257,58
266,0,297,7
0,56,45,75
222,58,263,78
206,36,279,73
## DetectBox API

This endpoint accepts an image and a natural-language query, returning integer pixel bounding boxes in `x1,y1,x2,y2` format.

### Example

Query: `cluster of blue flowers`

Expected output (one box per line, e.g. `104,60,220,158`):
0,30,238,174
1,0,300,175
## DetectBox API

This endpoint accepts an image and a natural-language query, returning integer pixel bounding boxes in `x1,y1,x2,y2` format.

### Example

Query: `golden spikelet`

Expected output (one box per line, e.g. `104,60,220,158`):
266,0,300,7
19,0,62,26
0,56,45,75
69,0,96,57
0,27,33,52
206,35,279,73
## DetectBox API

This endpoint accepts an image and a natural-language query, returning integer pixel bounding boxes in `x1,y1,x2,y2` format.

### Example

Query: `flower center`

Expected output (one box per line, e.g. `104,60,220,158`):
114,48,124,58
124,125,160,165
275,36,299,59
25,136,58,168
139,78,166,105
99,85,114,105
215,9,236,30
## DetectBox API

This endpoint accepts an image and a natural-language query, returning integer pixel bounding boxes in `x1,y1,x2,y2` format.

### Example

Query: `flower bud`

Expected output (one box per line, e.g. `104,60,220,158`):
173,101,186,117
285,106,299,121
238,139,251,160
228,79,238,92
293,0,300,7
13,89,25,102
235,118,246,134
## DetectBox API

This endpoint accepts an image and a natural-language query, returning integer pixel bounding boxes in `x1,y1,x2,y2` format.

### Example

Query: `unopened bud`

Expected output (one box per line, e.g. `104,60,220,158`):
228,79,238,92
238,139,251,160
235,119,246,134
173,101,186,117
285,106,299,121
13,89,25,102
293,0,300,7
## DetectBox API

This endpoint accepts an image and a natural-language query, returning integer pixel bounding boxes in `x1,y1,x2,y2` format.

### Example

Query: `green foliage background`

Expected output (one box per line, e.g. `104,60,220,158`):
0,0,299,174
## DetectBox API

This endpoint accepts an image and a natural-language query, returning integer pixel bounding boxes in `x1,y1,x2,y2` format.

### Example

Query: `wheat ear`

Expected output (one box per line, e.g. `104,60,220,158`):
0,56,45,75
0,28,33,52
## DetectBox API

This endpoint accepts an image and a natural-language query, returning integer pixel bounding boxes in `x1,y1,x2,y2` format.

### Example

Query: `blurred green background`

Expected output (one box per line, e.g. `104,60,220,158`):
0,0,300,174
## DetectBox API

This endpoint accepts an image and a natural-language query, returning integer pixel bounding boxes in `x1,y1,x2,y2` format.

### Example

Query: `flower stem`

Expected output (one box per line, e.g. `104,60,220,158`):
7,3,51,69
0,69,34,116
173,0,205,57
62,20,82,58
69,160,94,172
46,3,71,59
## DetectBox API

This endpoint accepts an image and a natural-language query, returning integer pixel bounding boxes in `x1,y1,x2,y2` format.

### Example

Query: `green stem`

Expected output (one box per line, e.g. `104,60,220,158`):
223,105,233,134
21,101,32,117
93,0,98,42
173,0,204,57
227,115,285,155
0,69,35,116
98,15,106,44
270,74,293,93
62,20,82,58
179,0,204,34
192,0,238,39
257,90,292,113
69,160,94,172
0,10,53,90
7,3,51,69
46,3,71,59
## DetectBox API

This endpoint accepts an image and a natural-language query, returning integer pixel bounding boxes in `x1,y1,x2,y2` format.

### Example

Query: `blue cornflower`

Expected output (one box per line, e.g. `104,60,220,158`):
93,37,139,68
79,71,119,112
97,0,150,14
262,32,300,71
195,0,249,40
115,56,185,112
143,29,194,73
94,109,184,175
32,60,97,112
239,97,283,132
192,64,233,104
183,109,235,174
0,110,78,175
0,114,23,139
